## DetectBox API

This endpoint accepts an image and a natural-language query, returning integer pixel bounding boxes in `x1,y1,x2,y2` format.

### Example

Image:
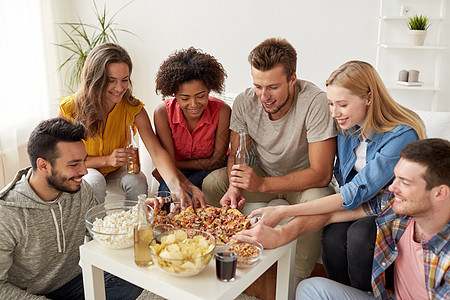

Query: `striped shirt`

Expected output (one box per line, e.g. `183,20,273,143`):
362,191,449,299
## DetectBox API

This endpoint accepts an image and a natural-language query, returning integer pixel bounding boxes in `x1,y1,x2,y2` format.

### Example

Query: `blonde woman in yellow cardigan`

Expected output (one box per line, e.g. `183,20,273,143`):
59,43,204,208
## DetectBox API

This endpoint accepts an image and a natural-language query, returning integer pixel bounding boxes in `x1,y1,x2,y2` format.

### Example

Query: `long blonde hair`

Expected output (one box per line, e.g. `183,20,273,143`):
326,60,425,139
74,43,139,137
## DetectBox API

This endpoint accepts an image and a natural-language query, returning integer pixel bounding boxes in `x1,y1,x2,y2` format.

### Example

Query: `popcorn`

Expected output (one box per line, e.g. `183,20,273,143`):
91,210,138,249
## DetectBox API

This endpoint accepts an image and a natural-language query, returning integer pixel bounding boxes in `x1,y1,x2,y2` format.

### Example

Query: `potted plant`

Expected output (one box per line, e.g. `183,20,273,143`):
55,0,135,92
407,14,430,46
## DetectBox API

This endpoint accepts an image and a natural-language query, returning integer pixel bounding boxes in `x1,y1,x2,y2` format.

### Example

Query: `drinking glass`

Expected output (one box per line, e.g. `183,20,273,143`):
154,191,172,213
215,251,237,282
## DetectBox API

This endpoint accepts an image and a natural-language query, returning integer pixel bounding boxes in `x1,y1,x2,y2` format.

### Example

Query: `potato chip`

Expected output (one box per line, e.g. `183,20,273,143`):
150,244,163,255
161,234,175,245
180,261,196,270
173,230,188,242
206,244,215,253
189,248,202,258
193,236,209,248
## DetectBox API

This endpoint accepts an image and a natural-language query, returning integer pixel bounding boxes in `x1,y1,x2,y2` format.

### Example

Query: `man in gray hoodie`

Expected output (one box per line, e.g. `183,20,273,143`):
0,118,143,299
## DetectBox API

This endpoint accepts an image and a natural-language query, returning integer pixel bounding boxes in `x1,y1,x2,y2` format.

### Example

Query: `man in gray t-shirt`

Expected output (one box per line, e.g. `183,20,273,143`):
203,38,337,281
231,79,335,178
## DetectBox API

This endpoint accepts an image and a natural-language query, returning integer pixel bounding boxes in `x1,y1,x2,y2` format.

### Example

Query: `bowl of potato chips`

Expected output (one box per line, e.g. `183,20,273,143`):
149,229,216,277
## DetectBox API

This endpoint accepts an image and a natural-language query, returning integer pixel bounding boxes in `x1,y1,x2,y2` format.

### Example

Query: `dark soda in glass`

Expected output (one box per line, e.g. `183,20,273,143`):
215,252,237,282
161,201,171,214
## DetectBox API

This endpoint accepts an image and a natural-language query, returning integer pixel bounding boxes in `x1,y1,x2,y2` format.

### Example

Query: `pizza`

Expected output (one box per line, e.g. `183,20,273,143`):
152,209,171,226
171,206,202,228
153,206,251,245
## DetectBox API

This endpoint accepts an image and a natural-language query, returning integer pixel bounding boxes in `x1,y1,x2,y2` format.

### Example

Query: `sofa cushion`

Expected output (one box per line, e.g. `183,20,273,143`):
0,152,4,188
414,110,450,140
0,143,29,189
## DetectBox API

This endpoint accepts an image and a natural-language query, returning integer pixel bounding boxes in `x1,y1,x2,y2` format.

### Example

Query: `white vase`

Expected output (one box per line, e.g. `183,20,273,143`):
408,30,427,46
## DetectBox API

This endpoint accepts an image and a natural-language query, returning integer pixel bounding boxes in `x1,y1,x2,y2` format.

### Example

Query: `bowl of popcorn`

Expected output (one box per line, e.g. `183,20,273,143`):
85,200,154,249
149,229,216,277
227,241,263,268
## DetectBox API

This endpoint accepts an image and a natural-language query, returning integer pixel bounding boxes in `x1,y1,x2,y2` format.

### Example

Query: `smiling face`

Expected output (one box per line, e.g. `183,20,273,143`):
103,62,130,112
327,85,371,134
251,65,296,120
46,141,88,194
175,80,209,121
389,158,432,218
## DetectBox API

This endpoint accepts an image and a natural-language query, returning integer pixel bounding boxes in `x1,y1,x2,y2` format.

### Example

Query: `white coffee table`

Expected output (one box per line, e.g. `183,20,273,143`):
80,240,296,300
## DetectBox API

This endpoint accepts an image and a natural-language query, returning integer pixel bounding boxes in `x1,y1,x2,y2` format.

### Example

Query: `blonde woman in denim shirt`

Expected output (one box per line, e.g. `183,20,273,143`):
240,61,425,291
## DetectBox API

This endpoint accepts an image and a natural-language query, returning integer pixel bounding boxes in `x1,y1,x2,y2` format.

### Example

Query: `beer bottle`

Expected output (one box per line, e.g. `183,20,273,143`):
126,124,140,174
234,129,249,165
134,194,153,267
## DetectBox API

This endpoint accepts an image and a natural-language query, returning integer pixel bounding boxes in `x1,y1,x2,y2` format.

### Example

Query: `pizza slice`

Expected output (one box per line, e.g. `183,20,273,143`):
152,209,171,226
171,206,201,229
216,206,252,242
196,206,219,225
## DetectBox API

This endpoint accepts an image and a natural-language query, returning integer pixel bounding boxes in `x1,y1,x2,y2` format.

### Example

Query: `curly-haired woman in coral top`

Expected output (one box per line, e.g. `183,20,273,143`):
153,47,231,193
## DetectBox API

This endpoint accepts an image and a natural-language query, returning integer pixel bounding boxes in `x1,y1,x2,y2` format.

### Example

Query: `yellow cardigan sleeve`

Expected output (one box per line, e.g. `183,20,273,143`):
59,95,76,121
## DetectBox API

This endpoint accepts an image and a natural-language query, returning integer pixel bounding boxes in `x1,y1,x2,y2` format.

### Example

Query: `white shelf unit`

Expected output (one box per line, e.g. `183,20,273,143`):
376,0,446,111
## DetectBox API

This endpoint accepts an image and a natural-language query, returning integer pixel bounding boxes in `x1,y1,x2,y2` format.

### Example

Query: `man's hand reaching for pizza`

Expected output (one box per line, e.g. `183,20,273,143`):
248,205,287,228
220,186,246,209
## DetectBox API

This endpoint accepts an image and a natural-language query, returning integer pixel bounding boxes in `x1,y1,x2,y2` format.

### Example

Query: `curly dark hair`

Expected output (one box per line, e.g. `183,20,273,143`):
155,47,227,96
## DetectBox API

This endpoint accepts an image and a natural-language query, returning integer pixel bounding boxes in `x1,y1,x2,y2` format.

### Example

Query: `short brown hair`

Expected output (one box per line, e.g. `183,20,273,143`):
28,118,86,170
248,38,297,80
399,138,450,190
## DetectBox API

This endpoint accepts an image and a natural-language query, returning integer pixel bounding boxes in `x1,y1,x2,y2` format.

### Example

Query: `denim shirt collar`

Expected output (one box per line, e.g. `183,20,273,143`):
368,129,385,144
352,125,385,144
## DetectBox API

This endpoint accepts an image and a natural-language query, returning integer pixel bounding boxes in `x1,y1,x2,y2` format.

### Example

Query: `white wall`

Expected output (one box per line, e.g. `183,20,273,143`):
51,0,450,116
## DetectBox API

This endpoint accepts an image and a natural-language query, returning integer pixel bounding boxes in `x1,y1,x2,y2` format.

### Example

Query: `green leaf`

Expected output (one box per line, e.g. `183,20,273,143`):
408,14,431,31
54,0,137,91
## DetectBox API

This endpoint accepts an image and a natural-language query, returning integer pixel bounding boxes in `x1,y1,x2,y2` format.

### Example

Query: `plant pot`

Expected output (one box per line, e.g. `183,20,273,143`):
408,30,427,46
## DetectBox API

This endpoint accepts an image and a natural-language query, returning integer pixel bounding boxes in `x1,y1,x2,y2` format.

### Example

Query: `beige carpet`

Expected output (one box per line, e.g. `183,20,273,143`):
137,289,260,300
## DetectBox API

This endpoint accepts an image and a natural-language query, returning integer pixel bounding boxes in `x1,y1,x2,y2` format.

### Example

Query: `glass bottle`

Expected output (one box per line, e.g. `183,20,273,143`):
126,124,140,174
134,194,153,267
234,129,249,165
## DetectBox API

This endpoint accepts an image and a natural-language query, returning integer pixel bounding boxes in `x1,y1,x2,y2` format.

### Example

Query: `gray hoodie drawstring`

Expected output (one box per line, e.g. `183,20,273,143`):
50,208,62,253
50,204,66,253
58,202,66,252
